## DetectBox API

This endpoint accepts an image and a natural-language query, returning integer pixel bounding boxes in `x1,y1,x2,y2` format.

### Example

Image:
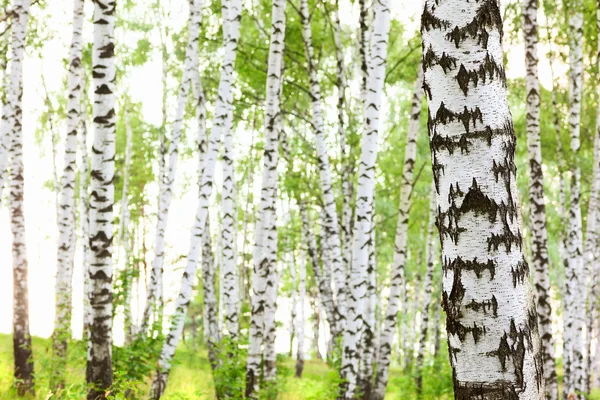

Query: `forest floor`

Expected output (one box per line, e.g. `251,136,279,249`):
0,333,595,399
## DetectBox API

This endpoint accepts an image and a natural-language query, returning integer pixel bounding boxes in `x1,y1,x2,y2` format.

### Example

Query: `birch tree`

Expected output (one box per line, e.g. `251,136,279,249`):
340,1,391,397
373,68,424,400
296,250,306,378
421,1,544,398
80,103,92,338
298,0,346,333
7,0,33,395
51,0,84,388
142,0,203,331
150,0,242,395
245,0,286,396
87,0,116,397
521,0,558,398
415,184,437,397
564,0,586,397
221,120,240,339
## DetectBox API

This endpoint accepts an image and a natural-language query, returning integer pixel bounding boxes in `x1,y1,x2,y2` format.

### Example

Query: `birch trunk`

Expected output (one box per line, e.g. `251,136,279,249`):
296,250,306,378
373,67,424,400
521,1,558,398
7,0,33,395
0,45,10,200
245,0,286,396
415,184,438,397
142,0,203,332
421,1,544,398
300,200,338,338
51,0,84,388
340,2,390,398
299,0,346,334
120,113,134,343
87,0,116,397
564,1,586,398
289,252,297,357
202,218,220,370
150,0,241,396
221,122,240,339
80,106,92,337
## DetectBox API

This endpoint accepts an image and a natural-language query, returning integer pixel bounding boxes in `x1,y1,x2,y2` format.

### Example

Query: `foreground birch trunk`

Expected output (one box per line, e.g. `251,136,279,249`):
564,1,586,398
299,0,346,334
421,1,544,398
373,67,424,400
521,1,558,398
8,0,33,395
150,0,241,396
142,0,204,332
52,0,85,388
245,0,286,397
340,1,391,398
87,0,116,397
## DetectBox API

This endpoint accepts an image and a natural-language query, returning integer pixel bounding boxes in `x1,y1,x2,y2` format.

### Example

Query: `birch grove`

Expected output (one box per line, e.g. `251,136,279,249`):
3,0,600,399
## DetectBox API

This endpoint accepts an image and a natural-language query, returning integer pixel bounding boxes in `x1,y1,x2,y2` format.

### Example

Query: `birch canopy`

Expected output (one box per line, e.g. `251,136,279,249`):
1,0,600,399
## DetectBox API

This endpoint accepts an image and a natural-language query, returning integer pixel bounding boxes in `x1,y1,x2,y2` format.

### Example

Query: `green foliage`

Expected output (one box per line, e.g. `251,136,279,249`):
211,338,247,400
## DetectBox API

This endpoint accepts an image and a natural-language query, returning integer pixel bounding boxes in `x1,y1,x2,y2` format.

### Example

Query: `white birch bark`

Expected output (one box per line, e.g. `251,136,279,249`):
7,0,33,395
340,2,390,398
150,0,242,396
296,250,306,378
221,119,240,339
87,0,116,397
245,0,286,396
565,1,586,398
521,1,558,398
0,47,10,201
80,106,92,337
299,0,347,333
289,252,297,357
415,184,437,397
373,67,424,400
142,0,204,331
421,1,544,398
51,0,84,388
120,113,134,344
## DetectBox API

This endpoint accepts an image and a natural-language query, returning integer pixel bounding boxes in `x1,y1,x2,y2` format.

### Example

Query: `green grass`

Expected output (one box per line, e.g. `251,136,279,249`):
0,333,455,399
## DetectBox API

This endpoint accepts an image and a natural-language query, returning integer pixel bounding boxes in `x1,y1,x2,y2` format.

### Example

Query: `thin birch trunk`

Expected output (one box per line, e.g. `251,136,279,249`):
142,0,204,332
565,1,586,398
311,293,323,360
296,250,306,378
289,252,297,357
0,44,10,200
80,104,92,338
521,1,558,398
221,121,240,339
8,0,33,395
245,0,286,396
299,0,346,336
150,0,242,396
415,184,437,397
51,0,84,389
120,113,134,344
202,218,220,370
340,2,390,398
373,67,424,400
87,0,116,397
421,1,544,398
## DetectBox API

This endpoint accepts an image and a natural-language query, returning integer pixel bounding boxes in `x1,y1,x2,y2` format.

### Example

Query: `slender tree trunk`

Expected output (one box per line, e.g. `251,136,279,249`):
0,44,10,200
51,0,84,389
142,0,203,333
120,113,134,344
373,67,424,400
221,113,240,339
202,218,220,370
432,290,442,360
564,1,586,398
299,0,346,337
151,0,241,396
245,0,286,397
311,294,323,360
340,2,391,397
263,254,280,385
521,1,558,398
80,103,92,338
415,184,437,398
296,250,306,378
289,252,297,357
7,0,33,395
421,1,544,398
87,0,116,397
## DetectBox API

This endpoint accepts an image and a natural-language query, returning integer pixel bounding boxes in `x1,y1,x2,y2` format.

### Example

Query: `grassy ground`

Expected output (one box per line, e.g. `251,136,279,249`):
4,333,593,399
